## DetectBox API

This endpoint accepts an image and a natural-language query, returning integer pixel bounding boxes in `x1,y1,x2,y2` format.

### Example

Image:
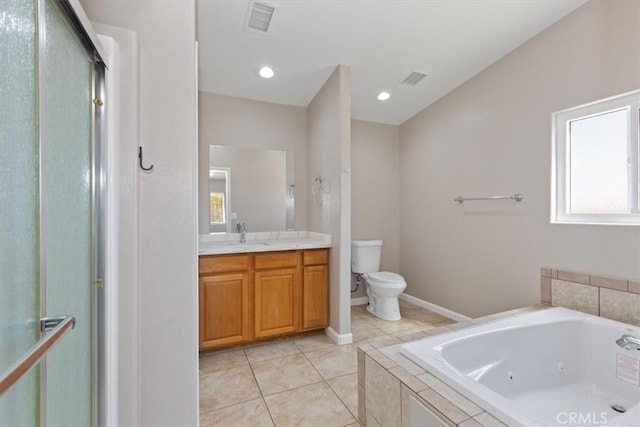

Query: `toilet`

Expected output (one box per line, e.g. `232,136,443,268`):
351,239,407,321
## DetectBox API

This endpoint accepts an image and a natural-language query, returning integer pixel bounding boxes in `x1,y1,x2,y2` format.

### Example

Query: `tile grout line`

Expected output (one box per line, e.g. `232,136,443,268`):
296,344,358,425
299,346,357,425
325,374,360,422
199,348,265,417
298,335,361,423
244,347,279,427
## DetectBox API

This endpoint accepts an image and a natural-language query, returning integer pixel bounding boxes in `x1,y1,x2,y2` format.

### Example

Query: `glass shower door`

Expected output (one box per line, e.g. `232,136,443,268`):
0,0,41,425
42,1,94,425
0,0,100,425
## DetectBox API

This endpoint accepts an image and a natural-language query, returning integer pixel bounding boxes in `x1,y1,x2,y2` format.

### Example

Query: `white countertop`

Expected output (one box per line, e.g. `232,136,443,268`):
199,231,331,255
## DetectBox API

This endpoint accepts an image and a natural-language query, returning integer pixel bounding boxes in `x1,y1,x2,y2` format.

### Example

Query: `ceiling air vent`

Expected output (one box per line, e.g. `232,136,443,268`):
400,71,428,86
245,1,276,33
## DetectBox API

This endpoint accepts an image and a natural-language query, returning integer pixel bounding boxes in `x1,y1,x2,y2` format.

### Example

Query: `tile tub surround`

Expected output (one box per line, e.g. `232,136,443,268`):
541,268,640,326
358,305,550,427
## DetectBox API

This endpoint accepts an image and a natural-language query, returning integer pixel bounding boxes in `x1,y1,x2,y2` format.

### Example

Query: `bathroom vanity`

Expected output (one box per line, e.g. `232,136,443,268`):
198,234,331,351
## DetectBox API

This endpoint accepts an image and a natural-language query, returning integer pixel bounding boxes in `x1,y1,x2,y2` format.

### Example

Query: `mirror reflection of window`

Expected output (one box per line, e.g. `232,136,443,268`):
209,168,229,233
209,193,225,224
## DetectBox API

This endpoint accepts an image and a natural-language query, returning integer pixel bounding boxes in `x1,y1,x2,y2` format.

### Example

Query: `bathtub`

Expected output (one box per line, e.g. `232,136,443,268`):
401,307,640,426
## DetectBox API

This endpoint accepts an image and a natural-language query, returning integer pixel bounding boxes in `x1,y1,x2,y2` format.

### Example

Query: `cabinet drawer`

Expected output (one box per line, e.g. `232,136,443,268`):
303,249,328,266
254,251,298,270
199,254,250,275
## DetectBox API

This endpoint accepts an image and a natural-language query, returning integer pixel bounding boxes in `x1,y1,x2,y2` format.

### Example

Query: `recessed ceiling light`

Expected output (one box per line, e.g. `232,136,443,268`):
377,91,390,101
258,66,274,79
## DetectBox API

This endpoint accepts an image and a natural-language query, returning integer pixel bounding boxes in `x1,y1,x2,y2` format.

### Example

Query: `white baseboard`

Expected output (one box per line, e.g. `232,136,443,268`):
399,294,471,323
325,326,353,345
350,297,368,306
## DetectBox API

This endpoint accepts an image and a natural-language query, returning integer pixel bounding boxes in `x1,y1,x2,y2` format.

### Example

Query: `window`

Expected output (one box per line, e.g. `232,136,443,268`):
210,193,225,224
552,90,640,225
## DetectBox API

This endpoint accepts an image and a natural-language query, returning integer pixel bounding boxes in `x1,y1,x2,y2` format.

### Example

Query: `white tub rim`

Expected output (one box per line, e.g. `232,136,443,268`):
400,307,640,427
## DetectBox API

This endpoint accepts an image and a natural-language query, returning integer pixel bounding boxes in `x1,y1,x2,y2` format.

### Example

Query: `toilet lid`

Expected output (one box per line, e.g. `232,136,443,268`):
367,271,404,283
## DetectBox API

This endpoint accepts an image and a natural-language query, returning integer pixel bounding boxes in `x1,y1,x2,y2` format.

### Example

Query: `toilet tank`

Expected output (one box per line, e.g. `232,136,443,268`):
351,239,383,274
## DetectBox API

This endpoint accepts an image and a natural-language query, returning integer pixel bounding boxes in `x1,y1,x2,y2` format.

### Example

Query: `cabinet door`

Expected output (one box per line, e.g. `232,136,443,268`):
302,264,329,330
254,268,299,338
199,272,250,349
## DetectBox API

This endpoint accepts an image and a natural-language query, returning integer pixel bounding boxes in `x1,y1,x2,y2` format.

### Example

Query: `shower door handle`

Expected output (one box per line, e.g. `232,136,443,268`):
0,315,75,396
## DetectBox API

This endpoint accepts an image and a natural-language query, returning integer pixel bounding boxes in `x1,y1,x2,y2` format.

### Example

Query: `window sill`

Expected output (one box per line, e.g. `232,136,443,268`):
551,220,640,226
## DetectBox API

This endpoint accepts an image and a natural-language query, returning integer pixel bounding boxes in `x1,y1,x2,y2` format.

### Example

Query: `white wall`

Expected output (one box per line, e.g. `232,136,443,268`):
307,65,352,340
81,2,198,426
399,0,640,318
94,23,140,427
351,120,400,300
198,92,307,233
209,146,286,232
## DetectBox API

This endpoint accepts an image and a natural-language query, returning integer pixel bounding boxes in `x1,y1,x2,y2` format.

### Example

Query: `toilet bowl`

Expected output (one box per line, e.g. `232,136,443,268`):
351,239,407,321
363,271,407,321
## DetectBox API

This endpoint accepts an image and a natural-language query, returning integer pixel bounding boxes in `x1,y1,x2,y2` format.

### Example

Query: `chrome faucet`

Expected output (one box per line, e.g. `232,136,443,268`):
236,222,247,243
616,334,640,351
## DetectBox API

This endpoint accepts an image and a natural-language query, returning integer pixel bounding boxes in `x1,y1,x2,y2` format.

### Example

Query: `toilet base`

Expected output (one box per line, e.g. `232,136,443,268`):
367,296,402,321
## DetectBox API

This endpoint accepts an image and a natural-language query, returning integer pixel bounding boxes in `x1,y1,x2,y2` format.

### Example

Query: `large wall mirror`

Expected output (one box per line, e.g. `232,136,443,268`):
200,145,295,234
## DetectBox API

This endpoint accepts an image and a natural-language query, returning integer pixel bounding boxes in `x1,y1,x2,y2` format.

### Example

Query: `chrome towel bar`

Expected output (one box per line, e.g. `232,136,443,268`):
0,315,75,396
454,193,523,204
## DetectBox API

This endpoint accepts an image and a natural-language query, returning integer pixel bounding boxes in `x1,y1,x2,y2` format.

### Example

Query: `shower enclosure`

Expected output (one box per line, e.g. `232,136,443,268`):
0,0,106,424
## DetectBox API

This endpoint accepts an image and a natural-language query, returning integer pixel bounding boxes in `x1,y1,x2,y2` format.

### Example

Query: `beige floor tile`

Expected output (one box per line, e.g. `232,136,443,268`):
395,330,429,342
199,305,460,424
327,373,359,418
424,325,453,335
365,317,420,334
419,323,450,333
389,327,425,338
351,322,386,342
305,344,358,380
199,349,248,375
252,353,322,395
265,382,355,427
398,299,420,310
361,334,402,349
199,365,261,413
351,306,373,318
351,317,374,328
401,308,453,326
245,340,301,364
294,332,338,353
200,398,274,427
351,309,371,320
366,411,382,427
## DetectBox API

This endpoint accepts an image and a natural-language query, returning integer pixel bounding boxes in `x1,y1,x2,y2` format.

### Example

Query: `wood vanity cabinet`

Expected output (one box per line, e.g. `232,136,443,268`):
199,254,253,349
302,250,329,330
254,251,300,338
199,248,329,350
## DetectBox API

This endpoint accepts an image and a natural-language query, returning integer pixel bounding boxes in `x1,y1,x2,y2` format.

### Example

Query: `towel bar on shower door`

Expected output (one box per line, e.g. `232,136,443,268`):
0,315,76,396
